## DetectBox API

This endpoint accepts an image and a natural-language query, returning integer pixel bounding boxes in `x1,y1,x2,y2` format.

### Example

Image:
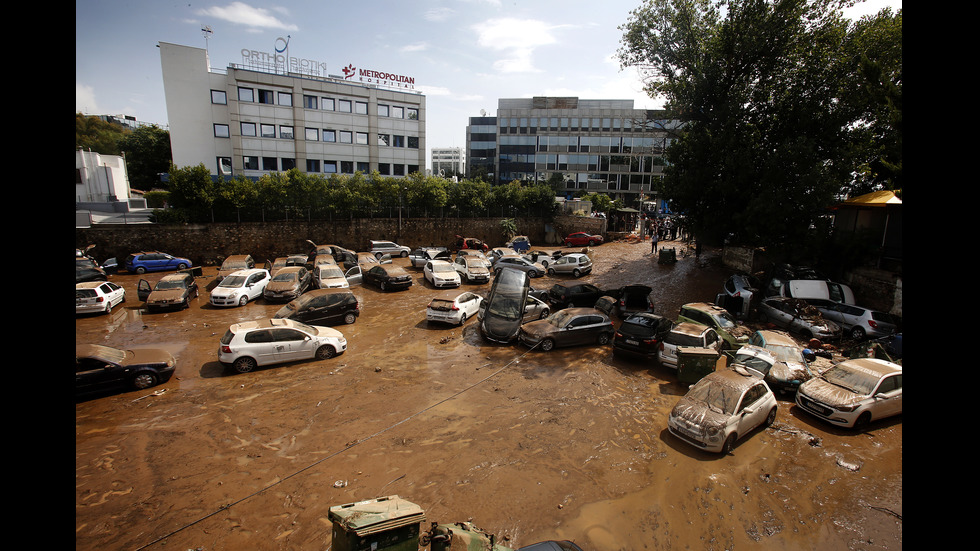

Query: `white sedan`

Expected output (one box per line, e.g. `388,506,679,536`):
424,260,461,288
426,291,484,325
314,264,350,289
795,358,902,429
76,281,126,315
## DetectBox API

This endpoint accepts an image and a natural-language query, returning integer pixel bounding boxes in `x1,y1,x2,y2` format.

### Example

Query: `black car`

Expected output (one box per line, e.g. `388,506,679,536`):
76,257,108,283
547,283,617,309
612,313,672,360
479,267,531,343
76,344,177,395
615,284,655,317
362,264,413,291
274,289,360,326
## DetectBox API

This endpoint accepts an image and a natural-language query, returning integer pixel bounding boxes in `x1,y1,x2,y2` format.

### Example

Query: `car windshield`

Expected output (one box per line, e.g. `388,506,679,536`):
219,276,247,287
766,344,803,363
154,279,186,290
273,272,297,282
487,297,522,320
432,264,454,273
686,378,741,415
711,311,737,329
319,267,344,278
734,353,773,376
84,345,127,364
545,310,576,327
820,364,880,395
76,289,98,298
428,299,455,311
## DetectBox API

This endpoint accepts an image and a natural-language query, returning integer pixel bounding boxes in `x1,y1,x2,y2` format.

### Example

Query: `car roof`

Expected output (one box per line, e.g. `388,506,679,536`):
754,329,796,346
76,281,105,289
160,273,191,281
682,301,724,313
227,268,268,277
839,358,902,377
229,318,302,332
703,367,765,391
671,322,711,336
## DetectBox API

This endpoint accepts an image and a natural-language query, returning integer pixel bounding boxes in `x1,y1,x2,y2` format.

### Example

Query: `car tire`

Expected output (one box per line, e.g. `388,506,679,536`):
851,326,866,340
381,281,388,291
233,356,257,374
458,313,467,326
764,407,777,427
400,251,408,257
136,266,146,274
344,313,357,325
853,411,872,430
178,263,188,270
132,371,158,390
316,345,337,360
721,433,737,455
375,252,385,260
238,295,249,306
104,302,112,315
527,270,537,278
573,269,581,277
597,332,611,345
539,308,550,320
539,338,555,352
547,268,556,276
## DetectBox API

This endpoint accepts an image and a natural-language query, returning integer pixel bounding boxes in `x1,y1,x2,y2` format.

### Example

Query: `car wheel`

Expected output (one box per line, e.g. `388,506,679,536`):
588,240,596,246
238,295,249,306
597,332,611,345
547,268,556,276
344,313,357,325
381,281,388,291
721,433,737,454
539,308,550,320
853,411,872,430
527,270,537,278
573,269,581,277
316,345,337,360
458,313,467,326
764,407,777,427
375,252,385,260
132,372,158,390
851,326,866,340
136,266,146,274
400,251,408,257
104,302,112,315
539,338,555,352
233,356,257,374
178,263,188,270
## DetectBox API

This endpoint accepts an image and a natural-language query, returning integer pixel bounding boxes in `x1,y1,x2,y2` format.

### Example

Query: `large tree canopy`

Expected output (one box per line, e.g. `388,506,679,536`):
618,0,901,251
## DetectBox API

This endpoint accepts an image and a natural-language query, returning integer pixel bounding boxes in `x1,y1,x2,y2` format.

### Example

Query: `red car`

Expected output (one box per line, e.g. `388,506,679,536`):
564,232,604,247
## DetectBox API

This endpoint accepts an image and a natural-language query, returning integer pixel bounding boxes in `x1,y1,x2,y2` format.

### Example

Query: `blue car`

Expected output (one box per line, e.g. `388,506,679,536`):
124,251,193,274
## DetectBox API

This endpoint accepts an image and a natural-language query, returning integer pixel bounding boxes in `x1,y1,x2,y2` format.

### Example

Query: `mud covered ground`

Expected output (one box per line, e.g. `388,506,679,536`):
75,239,901,551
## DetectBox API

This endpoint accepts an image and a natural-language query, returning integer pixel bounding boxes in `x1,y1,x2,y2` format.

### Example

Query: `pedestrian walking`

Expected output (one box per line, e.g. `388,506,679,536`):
651,231,659,254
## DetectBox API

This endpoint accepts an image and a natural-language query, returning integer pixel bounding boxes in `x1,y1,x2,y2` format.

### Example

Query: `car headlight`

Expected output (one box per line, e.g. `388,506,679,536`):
835,403,859,412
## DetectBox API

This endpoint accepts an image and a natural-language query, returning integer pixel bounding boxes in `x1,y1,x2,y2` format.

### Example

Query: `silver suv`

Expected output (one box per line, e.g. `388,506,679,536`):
369,240,410,259
218,318,347,374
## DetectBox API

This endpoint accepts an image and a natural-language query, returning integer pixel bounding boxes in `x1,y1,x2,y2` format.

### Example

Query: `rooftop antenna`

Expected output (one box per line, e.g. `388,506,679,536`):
202,25,213,51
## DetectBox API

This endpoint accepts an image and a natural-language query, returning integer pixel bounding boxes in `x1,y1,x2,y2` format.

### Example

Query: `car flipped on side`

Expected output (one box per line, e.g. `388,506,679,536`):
478,267,531,343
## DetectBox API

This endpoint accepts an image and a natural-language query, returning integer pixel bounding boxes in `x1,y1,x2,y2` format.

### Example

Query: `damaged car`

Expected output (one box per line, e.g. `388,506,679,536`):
795,358,902,429
76,344,177,394
657,322,723,369
612,312,672,360
453,255,491,284
479,267,531,343
667,366,778,454
757,297,841,341
209,268,271,307
76,281,126,315
518,307,615,352
426,291,484,326
218,318,347,374
263,266,312,302
216,254,256,281
424,259,461,288
734,329,816,394
806,299,902,340
677,302,752,350
138,272,199,311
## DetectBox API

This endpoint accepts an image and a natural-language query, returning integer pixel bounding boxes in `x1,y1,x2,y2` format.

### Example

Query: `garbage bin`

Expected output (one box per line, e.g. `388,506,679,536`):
329,495,426,551
658,248,676,264
677,347,723,384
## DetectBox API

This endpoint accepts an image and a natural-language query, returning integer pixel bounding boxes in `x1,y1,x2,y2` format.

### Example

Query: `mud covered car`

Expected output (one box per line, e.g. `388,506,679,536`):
263,266,312,302
424,260,461,288
270,254,309,277
76,344,177,394
274,288,360,326
657,322,722,369
138,272,199,311
76,256,108,283
795,358,902,429
313,263,350,289
757,297,841,340
668,366,778,454
453,256,491,284
547,282,617,309
409,247,451,268
546,253,592,277
479,267,531,343
518,307,615,352
734,332,816,395
209,268,270,307
677,302,752,350
216,254,255,280
218,318,347,374
76,281,126,315
426,291,484,326
806,299,902,340
360,264,413,291
612,312,671,360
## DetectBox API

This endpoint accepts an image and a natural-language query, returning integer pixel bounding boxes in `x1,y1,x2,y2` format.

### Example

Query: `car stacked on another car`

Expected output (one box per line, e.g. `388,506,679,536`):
546,253,592,277
426,291,484,326
218,318,347,374
795,358,902,429
263,266,312,302
677,302,752,350
518,307,615,352
138,272,199,311
657,322,723,369
757,297,842,341
76,344,177,394
612,312,671,360
806,299,901,340
479,267,531,343
270,254,309,276
734,329,816,394
424,260,461,288
125,251,193,274
667,366,778,454
76,281,126,315
209,268,270,307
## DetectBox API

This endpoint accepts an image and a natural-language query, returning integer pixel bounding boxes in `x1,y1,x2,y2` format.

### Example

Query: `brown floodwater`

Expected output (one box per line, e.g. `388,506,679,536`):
75,239,902,551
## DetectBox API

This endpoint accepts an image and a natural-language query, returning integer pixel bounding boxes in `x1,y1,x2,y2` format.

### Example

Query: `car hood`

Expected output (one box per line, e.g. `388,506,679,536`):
267,280,300,292
124,348,176,367
482,315,522,341
671,397,729,433
519,319,554,338
147,289,186,303
798,377,864,407
210,286,241,297
768,360,811,384
312,326,344,340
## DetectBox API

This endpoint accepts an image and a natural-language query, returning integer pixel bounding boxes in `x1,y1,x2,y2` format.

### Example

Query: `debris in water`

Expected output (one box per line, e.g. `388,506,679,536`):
836,456,862,472
333,480,347,488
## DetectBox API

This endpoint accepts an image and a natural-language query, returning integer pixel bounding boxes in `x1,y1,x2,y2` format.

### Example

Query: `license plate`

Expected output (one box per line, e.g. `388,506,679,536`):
625,339,639,345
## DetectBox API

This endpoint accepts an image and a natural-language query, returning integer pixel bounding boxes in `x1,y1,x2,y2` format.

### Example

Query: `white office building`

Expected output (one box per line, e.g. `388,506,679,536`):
431,147,465,177
158,42,426,179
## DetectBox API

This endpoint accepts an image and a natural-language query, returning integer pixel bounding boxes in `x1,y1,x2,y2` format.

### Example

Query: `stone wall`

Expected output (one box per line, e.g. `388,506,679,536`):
75,215,609,267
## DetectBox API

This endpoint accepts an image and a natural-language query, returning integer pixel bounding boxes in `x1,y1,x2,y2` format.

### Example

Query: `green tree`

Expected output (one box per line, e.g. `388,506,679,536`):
618,0,902,253
118,124,172,191
166,163,217,222
76,113,125,155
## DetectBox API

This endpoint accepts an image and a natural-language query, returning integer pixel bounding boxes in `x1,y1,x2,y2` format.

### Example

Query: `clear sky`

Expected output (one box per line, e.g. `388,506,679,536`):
76,0,901,170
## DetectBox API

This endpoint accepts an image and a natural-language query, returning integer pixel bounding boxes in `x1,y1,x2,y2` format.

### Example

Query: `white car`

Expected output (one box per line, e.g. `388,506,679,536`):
424,260,461,288
426,291,484,325
76,281,126,314
218,318,347,374
454,256,491,284
209,268,270,307
668,366,778,454
795,358,902,429
314,264,350,289
657,322,722,369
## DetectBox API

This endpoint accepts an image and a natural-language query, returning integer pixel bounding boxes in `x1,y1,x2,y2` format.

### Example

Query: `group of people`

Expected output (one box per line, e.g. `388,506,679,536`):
645,216,680,253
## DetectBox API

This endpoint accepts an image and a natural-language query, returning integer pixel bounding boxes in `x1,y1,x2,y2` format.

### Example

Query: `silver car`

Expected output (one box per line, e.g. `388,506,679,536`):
806,299,901,340
657,322,722,369
492,255,545,278
453,256,491,284
795,358,902,429
546,253,592,277
757,297,841,340
369,240,410,258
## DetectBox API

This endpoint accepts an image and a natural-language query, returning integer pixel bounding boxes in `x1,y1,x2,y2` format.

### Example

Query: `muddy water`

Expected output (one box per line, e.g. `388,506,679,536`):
75,240,901,551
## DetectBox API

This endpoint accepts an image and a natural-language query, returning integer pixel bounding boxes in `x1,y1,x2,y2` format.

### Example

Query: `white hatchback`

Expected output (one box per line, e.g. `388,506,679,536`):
795,358,902,429
426,291,484,325
218,318,347,374
209,268,270,307
424,260,461,288
76,281,126,315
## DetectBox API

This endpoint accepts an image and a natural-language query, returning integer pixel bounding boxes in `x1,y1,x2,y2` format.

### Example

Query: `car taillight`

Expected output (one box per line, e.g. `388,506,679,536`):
96,297,104,302
615,331,623,338
868,320,878,328
659,342,665,351
221,345,232,353
618,299,625,306
451,304,459,310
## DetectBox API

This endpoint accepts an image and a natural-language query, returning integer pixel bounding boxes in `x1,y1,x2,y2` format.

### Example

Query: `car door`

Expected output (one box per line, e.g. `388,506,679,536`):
242,329,279,366
735,383,769,435
559,314,594,346
271,327,315,362
871,373,902,420
247,271,269,299
137,279,153,301
345,265,363,286
76,355,122,389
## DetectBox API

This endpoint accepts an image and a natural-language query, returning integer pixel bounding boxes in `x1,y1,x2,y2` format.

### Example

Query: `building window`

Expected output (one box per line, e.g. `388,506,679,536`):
407,108,418,120
211,90,227,104
243,156,259,170
392,106,404,119
238,87,254,102
218,157,232,175
324,161,337,173
378,163,390,175
356,132,368,145
393,135,405,147
303,95,317,109
261,124,276,138
323,129,336,142
339,131,353,144
278,91,292,106
280,126,294,139
262,157,278,171
393,164,405,176
355,101,368,114
408,136,419,149
378,104,390,117
378,134,390,146
322,97,334,110
357,162,369,173
307,159,320,172
408,164,419,174
338,99,352,112
258,89,274,104
241,122,256,137
341,161,354,174
214,124,230,138
305,128,319,141
281,158,296,171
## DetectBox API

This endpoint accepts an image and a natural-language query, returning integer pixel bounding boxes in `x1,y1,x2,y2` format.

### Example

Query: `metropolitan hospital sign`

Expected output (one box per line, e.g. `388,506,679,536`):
239,44,416,91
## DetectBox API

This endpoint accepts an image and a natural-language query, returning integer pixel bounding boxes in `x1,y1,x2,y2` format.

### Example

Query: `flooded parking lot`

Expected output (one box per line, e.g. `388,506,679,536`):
75,240,901,551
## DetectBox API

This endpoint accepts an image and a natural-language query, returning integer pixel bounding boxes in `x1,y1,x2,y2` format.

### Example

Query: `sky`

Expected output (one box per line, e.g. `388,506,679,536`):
76,0,901,170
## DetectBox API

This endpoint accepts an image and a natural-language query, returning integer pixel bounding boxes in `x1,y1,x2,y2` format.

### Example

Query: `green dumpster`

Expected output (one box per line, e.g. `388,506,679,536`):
329,495,426,551
677,347,723,384
658,248,676,264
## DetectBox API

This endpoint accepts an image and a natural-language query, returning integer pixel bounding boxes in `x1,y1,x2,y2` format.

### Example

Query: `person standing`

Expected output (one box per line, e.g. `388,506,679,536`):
651,229,659,254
